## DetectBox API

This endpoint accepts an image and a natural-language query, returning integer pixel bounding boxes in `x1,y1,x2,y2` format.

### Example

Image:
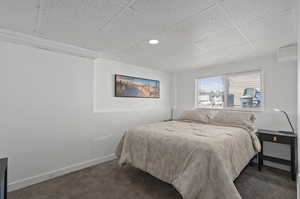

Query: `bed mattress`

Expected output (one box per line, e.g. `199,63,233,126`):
117,120,260,199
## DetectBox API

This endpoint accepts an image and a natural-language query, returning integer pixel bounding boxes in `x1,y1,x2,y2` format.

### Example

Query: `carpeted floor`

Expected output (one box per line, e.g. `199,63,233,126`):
9,160,296,199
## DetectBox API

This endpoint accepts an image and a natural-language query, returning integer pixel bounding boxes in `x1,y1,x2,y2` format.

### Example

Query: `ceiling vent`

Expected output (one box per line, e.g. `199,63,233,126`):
277,43,297,62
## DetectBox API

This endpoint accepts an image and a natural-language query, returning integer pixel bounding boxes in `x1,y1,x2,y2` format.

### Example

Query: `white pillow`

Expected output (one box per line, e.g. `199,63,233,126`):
179,109,210,123
194,108,219,120
210,110,256,130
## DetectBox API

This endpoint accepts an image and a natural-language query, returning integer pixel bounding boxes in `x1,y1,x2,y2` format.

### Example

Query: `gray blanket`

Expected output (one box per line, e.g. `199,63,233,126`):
117,121,260,199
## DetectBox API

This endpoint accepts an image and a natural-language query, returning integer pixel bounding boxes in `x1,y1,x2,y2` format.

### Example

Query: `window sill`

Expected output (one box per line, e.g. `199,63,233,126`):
195,107,264,113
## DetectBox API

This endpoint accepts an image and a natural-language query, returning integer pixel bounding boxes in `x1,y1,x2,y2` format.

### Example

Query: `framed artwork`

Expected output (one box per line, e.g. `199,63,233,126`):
115,74,160,98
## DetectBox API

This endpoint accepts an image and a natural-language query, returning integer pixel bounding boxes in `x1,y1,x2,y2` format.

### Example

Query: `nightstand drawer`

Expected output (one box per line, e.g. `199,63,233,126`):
259,134,291,144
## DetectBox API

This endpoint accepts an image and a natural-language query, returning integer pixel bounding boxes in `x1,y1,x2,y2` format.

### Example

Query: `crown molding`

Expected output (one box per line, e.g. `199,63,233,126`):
0,28,99,59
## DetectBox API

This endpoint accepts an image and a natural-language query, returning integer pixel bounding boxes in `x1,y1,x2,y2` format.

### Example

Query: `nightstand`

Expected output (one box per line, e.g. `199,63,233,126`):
256,129,296,180
0,158,7,199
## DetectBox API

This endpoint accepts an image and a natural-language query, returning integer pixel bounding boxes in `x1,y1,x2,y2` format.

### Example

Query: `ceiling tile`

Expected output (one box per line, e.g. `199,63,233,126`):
166,5,233,44
95,0,215,53
240,9,297,51
159,43,255,71
0,0,38,34
38,0,132,49
194,28,249,54
219,0,294,25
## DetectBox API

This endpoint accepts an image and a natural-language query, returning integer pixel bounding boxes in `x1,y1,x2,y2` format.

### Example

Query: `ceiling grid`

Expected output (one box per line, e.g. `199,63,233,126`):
0,0,296,70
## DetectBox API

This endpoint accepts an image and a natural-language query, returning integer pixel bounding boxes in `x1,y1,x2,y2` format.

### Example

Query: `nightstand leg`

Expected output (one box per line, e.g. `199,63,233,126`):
258,153,261,171
258,140,263,171
291,139,296,181
261,140,264,166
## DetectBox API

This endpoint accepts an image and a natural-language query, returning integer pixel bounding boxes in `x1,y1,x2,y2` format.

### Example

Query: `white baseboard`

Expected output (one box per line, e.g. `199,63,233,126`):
8,154,117,192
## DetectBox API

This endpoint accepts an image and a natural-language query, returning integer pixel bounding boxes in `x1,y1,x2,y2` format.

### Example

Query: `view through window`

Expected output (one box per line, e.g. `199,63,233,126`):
197,76,225,108
196,71,263,110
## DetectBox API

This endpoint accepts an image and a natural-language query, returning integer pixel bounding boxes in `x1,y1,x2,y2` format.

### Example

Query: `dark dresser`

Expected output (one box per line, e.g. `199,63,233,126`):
256,129,296,180
0,158,7,199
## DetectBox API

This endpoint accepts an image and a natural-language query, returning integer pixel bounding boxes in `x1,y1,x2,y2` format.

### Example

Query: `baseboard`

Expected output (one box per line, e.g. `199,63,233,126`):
8,153,117,192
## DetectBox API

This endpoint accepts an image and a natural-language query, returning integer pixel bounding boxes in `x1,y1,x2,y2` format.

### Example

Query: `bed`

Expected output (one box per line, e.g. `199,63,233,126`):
116,109,261,199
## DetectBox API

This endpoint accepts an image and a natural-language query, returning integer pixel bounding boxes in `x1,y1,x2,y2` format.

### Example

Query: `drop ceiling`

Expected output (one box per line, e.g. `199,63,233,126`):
0,0,296,71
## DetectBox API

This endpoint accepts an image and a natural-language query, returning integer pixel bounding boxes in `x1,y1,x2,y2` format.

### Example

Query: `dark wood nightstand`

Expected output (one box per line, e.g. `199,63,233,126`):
0,158,8,199
256,129,296,180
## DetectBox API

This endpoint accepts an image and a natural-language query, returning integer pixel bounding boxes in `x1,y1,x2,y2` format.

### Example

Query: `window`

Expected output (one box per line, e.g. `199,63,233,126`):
196,71,263,110
197,76,225,108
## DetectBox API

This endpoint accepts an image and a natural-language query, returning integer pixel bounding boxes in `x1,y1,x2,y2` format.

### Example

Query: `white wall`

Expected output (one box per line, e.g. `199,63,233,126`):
0,40,171,191
173,54,297,170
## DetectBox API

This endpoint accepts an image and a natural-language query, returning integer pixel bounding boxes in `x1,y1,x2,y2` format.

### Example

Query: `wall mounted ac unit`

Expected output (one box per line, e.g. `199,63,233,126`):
277,43,297,62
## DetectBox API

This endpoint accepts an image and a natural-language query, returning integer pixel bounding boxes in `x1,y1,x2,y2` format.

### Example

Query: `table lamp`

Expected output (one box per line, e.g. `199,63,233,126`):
273,108,295,134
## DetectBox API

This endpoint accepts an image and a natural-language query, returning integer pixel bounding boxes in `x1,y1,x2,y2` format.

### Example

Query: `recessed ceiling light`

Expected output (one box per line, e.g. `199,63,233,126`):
148,39,159,45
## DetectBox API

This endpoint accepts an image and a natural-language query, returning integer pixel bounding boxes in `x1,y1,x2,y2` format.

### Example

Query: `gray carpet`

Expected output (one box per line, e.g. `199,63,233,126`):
9,160,296,199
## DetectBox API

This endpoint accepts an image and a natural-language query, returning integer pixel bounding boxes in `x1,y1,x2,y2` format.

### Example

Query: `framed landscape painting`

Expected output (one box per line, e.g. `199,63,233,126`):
115,74,160,98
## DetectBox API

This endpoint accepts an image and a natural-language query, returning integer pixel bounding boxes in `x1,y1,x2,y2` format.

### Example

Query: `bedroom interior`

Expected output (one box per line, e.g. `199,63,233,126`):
0,0,299,199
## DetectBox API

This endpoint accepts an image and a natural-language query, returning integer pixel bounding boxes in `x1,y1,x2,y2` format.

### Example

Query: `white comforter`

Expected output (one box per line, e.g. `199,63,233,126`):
117,120,260,199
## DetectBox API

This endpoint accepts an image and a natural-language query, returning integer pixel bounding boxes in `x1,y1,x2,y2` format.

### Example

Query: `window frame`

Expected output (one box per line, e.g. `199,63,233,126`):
195,70,264,112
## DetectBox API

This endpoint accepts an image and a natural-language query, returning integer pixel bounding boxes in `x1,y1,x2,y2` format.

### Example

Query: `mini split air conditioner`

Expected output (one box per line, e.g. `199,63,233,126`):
277,43,297,62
